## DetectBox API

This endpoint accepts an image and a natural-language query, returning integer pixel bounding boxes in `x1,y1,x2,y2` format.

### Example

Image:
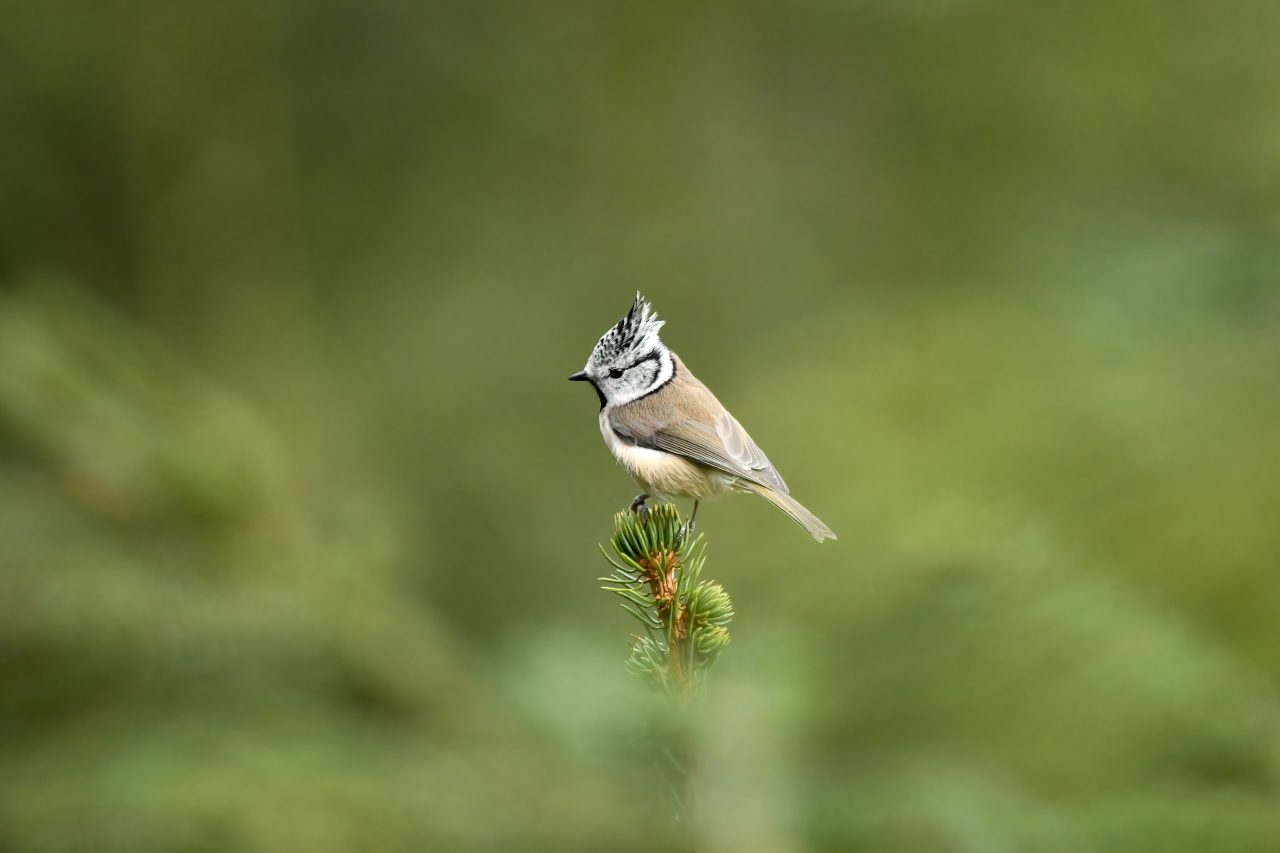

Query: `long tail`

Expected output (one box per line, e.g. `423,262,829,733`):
745,484,837,542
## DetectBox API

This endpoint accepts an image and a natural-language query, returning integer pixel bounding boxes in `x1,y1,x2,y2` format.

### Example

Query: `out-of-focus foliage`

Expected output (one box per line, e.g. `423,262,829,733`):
2,1,1280,850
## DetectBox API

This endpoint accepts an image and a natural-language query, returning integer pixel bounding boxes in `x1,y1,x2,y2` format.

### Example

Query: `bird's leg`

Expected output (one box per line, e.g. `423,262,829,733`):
678,500,700,542
629,493,650,525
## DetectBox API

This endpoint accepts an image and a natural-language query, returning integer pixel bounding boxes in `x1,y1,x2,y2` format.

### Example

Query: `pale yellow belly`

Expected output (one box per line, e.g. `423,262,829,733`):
621,445,730,500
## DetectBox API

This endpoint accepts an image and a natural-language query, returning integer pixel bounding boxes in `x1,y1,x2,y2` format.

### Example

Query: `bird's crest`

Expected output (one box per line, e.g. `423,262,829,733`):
590,292,665,364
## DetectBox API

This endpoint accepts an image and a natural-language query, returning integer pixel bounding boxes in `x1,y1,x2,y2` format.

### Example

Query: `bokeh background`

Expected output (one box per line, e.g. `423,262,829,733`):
4,2,1280,850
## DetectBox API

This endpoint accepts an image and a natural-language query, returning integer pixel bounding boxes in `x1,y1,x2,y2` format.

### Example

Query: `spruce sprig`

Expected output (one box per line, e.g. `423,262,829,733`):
600,503,734,695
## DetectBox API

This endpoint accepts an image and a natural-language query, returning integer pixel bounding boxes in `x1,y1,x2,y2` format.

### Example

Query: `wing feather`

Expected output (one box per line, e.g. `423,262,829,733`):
611,407,788,493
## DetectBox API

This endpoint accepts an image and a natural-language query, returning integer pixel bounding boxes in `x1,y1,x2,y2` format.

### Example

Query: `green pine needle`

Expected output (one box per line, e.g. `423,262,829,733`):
600,503,733,693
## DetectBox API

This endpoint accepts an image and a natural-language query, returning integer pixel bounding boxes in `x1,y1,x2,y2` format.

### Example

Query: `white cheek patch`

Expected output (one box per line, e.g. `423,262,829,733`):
603,350,674,407
624,363,655,394
604,372,647,406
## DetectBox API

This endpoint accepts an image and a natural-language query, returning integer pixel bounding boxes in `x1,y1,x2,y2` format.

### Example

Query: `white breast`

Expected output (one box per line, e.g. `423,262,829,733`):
599,409,731,501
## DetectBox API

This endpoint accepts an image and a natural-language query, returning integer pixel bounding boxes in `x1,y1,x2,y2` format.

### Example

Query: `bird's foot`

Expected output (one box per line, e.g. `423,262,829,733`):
629,493,650,525
677,501,699,544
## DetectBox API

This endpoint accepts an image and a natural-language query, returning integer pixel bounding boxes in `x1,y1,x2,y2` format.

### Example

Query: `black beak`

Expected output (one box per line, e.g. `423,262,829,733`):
568,370,589,382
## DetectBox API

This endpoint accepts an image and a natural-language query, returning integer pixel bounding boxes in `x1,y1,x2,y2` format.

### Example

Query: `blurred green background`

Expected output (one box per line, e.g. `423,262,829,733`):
3,1,1280,850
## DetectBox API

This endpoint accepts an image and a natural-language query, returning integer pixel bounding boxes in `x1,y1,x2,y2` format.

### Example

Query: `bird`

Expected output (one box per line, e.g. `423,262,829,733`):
569,293,836,542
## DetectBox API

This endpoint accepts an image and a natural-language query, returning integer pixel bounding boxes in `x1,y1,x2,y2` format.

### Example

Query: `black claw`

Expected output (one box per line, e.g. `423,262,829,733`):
629,493,650,524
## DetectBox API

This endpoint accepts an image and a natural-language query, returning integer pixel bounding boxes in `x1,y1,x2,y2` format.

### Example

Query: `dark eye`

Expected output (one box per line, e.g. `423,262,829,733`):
608,368,624,379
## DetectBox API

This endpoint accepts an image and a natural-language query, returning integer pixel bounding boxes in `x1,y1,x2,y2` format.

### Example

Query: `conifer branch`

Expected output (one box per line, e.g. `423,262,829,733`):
600,504,734,697
600,503,735,836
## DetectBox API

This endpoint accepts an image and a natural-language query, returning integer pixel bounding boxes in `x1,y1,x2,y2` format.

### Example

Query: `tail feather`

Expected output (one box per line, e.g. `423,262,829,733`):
745,484,837,542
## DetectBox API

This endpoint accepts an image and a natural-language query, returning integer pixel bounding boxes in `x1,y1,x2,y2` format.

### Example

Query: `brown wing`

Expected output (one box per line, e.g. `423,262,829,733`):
609,355,789,493
651,410,789,493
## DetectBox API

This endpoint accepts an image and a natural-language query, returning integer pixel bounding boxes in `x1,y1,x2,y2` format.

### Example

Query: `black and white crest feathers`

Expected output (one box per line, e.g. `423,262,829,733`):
590,292,665,365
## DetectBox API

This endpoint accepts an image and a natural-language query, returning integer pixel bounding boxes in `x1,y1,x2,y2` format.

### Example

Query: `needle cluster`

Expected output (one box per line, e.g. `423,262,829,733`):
600,504,734,695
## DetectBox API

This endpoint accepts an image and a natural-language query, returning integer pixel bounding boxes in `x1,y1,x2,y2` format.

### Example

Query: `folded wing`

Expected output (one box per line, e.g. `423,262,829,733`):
611,407,789,494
